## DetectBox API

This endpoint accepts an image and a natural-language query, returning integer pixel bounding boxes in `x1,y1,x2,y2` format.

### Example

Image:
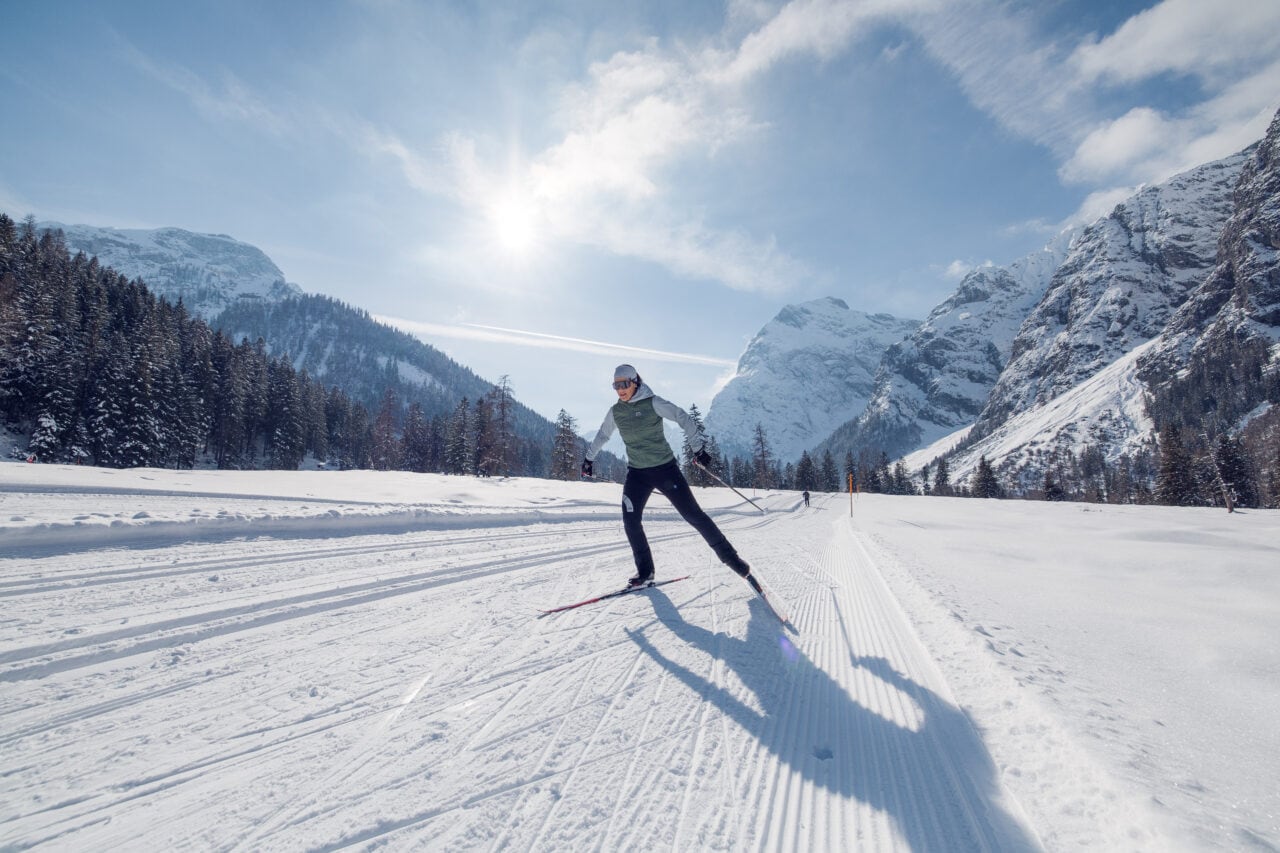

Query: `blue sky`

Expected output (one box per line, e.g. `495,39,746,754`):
3,0,1279,433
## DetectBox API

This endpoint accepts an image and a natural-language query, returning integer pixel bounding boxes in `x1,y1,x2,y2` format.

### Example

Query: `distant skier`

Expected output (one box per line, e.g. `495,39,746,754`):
581,364,760,593
802,490,810,507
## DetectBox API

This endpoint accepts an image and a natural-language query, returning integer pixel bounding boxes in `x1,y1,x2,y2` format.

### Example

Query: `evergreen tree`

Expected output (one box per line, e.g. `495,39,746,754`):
795,450,818,492
681,403,712,485
550,409,580,480
1214,433,1258,509
751,423,774,489
370,388,401,471
347,403,372,469
705,435,725,481
972,456,1000,499
932,456,951,497
486,376,516,476
1155,425,1198,506
401,402,431,473
1043,468,1067,501
265,358,305,470
820,450,839,492
892,461,915,495
445,398,471,474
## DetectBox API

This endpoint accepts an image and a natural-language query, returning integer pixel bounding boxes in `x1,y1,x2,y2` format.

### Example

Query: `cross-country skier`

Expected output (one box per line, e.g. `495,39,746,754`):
581,364,761,593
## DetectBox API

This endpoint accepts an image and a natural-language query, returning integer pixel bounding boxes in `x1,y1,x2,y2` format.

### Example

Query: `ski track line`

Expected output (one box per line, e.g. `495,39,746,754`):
228,670,436,852
351,640,642,850
671,572,729,851
0,524,619,597
598,628,679,852
12,695,392,851
0,532,634,680
524,633,656,850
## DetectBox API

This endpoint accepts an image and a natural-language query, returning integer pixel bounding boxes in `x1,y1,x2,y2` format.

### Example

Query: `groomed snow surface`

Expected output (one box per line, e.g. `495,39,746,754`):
1,466,1277,851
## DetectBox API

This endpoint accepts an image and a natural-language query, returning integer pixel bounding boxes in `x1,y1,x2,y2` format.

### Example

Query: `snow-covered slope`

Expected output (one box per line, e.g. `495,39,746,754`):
818,232,1075,463
3,465,1277,850
937,339,1158,489
705,297,917,461
38,221,301,318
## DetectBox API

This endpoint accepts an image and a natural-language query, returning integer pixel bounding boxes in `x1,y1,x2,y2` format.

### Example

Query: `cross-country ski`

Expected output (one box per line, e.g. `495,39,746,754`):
538,575,690,615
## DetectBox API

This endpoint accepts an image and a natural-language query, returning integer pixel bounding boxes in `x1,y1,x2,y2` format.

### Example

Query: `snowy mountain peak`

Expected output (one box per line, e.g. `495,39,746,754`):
815,229,1079,464
38,221,302,319
705,297,918,461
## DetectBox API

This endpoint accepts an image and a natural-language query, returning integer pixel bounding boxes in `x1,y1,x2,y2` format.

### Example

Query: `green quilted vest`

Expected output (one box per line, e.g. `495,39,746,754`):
612,396,674,468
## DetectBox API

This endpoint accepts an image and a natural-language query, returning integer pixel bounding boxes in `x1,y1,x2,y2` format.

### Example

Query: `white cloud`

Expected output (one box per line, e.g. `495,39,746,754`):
1056,0,1280,194
907,0,1094,154
1059,107,1172,184
714,0,892,84
370,2,880,295
1071,0,1280,85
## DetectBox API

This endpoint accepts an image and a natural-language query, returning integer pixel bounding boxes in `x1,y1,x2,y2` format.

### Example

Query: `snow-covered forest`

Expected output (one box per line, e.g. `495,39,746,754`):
0,215,552,476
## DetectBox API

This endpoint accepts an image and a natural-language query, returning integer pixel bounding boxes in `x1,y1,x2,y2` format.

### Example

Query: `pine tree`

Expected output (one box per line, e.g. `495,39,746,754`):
820,450,838,492
972,456,1000,499
471,394,495,476
401,402,431,473
681,404,712,485
550,409,580,480
706,435,725,481
486,376,516,476
370,388,401,471
795,450,817,491
892,461,915,495
265,358,305,470
1155,425,1198,506
933,456,951,496
1212,433,1258,509
751,423,774,489
445,398,471,474
1043,468,1067,501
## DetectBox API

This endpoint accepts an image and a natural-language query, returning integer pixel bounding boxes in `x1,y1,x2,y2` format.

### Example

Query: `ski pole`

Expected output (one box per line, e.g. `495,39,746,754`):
694,462,767,514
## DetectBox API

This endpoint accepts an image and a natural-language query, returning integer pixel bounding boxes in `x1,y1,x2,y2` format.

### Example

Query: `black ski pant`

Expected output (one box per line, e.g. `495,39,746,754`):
621,460,744,579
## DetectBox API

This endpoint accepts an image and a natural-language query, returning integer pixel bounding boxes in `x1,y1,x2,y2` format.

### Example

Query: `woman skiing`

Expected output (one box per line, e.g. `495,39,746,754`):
581,364,761,593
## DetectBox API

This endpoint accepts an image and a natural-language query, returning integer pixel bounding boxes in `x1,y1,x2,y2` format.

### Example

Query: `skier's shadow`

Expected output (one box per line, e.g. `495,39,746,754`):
628,591,1039,851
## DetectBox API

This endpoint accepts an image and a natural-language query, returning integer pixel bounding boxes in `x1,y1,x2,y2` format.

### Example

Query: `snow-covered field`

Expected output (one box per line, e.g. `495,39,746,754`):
1,464,1277,851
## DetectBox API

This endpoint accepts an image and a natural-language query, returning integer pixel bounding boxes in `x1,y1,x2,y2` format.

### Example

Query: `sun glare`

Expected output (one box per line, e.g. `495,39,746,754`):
491,196,538,254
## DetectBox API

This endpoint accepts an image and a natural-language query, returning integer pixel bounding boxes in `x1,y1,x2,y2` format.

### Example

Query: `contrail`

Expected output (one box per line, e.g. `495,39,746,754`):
376,316,738,368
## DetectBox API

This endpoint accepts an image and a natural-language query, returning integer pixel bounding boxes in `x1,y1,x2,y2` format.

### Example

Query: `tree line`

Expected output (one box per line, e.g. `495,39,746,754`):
0,215,540,475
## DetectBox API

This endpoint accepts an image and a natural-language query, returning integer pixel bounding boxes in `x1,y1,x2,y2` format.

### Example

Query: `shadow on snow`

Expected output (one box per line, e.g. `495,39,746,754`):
627,591,1040,852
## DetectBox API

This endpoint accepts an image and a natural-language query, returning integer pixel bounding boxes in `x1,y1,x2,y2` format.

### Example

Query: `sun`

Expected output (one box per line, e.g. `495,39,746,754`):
490,195,539,255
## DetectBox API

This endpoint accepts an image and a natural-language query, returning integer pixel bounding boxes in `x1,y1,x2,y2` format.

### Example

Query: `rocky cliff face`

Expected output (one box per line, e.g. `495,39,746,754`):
1149,114,1280,364
970,150,1246,440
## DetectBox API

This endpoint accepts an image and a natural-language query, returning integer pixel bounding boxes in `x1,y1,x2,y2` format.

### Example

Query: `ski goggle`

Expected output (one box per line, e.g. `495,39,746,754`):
612,378,636,390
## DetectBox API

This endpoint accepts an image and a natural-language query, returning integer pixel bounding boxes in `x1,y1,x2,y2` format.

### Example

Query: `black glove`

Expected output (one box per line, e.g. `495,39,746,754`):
694,447,711,467
581,459,593,479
